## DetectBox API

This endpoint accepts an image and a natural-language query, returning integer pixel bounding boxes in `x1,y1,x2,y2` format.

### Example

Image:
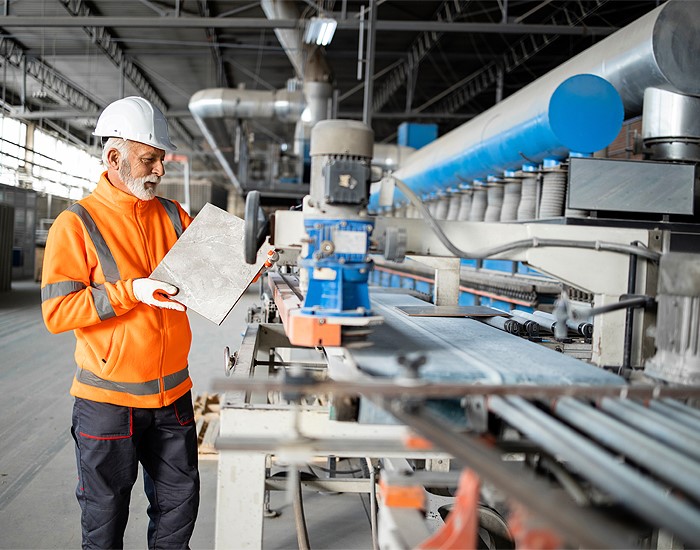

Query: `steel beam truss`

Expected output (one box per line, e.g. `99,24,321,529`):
418,0,610,115
0,32,99,112
58,0,195,149
372,0,472,113
197,0,230,89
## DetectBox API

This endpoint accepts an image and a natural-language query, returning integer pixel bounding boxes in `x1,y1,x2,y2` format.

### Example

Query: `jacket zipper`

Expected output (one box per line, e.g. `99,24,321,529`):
135,201,167,407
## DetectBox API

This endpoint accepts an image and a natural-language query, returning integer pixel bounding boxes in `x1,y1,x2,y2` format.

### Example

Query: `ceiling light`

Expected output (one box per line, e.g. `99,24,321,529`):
304,16,337,47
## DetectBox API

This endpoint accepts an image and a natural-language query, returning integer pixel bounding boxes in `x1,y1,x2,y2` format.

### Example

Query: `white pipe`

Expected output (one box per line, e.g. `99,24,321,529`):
189,88,305,122
372,143,415,171
260,0,331,82
391,0,700,201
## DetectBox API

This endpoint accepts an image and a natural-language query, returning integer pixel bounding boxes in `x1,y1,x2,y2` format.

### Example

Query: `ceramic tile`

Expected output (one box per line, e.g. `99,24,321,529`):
151,203,273,325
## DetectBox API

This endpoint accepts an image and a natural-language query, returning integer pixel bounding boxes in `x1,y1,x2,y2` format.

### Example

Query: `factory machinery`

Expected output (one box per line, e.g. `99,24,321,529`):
212,1,700,548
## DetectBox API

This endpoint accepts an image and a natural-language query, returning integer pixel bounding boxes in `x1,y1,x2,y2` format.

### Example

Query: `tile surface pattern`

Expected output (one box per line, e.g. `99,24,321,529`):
152,203,274,325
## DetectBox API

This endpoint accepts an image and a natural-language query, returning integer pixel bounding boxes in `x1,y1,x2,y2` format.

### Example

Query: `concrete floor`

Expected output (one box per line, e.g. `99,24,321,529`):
0,280,372,549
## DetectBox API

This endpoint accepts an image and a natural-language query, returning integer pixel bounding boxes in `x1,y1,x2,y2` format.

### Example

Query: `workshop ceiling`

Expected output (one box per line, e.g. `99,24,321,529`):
0,0,663,161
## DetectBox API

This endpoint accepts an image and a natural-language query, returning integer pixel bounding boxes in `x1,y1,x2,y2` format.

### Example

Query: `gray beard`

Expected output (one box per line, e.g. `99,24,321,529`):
119,160,160,201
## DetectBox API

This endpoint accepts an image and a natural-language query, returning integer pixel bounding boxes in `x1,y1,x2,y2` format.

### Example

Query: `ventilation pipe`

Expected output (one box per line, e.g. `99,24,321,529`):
260,0,332,83
261,0,333,185
642,88,700,163
372,144,416,172
190,0,334,191
189,87,305,192
372,0,700,210
293,81,333,180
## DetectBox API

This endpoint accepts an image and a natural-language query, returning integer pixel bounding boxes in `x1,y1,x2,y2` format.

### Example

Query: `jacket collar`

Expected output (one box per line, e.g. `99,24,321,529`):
92,171,153,211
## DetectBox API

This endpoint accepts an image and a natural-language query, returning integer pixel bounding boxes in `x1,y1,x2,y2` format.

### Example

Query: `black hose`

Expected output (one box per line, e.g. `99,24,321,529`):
391,176,661,262
570,295,654,322
293,469,311,550
622,242,640,373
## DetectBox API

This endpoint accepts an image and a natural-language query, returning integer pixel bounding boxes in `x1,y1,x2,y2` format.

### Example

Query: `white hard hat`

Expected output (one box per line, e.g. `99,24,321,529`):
94,96,177,151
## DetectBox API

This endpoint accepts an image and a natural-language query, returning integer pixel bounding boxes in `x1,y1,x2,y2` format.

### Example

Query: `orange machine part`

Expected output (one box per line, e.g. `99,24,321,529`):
417,469,480,550
269,273,342,347
378,477,426,510
508,503,562,550
403,433,435,450
287,314,342,347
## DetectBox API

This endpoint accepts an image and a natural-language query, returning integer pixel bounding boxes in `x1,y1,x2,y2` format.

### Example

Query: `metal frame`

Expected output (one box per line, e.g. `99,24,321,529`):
57,0,195,149
274,209,660,366
0,33,99,112
418,0,611,114
0,16,616,35
215,321,449,549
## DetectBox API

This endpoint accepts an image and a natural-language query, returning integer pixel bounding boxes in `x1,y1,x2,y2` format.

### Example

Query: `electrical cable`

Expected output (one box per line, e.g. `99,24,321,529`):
366,457,379,550
354,459,373,525
311,464,364,475
538,455,590,506
569,295,654,322
390,176,661,262
293,467,311,550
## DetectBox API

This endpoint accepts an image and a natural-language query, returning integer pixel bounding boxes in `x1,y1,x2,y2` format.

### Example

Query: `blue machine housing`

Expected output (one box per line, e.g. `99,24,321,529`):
369,74,624,210
300,218,375,317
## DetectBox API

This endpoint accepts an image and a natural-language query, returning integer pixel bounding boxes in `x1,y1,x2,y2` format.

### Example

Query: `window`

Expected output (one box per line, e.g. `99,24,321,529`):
31,129,101,200
0,117,28,186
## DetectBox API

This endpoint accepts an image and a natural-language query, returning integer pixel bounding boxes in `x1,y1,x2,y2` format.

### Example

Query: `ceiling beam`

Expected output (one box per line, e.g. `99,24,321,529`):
57,0,195,149
0,16,617,36
8,108,192,120
419,0,613,115
373,0,474,113
4,105,479,127
0,33,100,112
337,111,476,120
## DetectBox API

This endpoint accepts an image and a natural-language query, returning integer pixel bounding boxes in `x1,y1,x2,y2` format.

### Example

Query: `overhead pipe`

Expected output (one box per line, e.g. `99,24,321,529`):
260,0,334,149
189,0,334,191
371,0,700,209
260,0,332,83
189,88,305,121
371,72,622,209
372,143,415,172
189,87,306,192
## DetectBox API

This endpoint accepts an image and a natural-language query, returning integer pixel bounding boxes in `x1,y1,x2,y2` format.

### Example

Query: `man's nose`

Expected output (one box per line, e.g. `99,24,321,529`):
153,160,165,177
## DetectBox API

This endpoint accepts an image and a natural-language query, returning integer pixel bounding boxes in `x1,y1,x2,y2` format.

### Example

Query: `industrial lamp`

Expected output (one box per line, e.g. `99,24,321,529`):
304,16,337,46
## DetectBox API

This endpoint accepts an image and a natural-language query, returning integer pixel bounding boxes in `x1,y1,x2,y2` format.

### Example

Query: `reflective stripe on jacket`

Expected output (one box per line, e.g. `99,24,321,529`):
41,172,194,408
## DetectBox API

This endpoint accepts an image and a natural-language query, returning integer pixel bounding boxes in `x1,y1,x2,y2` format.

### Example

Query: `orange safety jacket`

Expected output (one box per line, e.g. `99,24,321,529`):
41,172,194,408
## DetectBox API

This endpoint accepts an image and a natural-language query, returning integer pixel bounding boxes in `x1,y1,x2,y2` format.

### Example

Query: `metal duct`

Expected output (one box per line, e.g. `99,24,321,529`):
642,88,700,162
372,73,623,208
293,80,333,181
190,1,333,192
189,87,306,192
189,88,305,122
372,144,416,172
260,0,332,83
372,0,700,209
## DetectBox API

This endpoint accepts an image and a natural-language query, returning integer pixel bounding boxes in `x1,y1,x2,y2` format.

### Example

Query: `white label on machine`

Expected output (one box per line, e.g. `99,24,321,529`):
313,267,337,280
333,229,367,254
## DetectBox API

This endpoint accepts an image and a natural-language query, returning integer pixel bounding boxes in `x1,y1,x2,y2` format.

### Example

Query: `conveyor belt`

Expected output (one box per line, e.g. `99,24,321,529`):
351,292,621,386
347,292,700,543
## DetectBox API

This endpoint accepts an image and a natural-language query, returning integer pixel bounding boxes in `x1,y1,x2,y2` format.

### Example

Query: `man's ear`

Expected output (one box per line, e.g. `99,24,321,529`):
106,147,121,170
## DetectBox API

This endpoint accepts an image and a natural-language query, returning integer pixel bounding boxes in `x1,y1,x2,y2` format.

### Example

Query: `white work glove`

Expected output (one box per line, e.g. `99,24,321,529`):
133,278,186,312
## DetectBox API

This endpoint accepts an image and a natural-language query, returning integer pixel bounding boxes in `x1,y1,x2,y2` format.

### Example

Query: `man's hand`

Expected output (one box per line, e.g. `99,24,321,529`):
133,278,186,312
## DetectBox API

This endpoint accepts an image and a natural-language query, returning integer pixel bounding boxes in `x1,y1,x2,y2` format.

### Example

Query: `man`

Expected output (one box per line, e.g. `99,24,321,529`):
41,96,199,549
